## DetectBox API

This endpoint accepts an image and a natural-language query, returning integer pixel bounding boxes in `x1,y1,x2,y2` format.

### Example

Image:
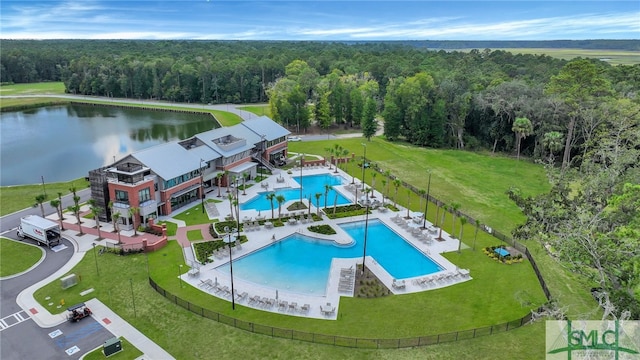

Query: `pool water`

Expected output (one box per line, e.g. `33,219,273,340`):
240,173,351,211
217,219,442,294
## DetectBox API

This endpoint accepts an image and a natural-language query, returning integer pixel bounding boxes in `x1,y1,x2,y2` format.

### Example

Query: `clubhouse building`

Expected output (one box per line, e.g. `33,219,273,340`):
88,116,290,229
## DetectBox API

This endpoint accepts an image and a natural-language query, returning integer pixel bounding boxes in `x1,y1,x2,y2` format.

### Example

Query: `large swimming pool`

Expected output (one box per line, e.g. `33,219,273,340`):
240,173,351,211
217,219,443,294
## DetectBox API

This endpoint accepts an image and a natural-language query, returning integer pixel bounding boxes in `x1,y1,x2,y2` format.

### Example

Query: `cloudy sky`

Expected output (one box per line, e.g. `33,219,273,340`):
1,1,638,40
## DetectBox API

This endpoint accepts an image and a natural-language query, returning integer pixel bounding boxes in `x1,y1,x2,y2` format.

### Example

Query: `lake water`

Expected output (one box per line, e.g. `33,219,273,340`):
0,104,217,185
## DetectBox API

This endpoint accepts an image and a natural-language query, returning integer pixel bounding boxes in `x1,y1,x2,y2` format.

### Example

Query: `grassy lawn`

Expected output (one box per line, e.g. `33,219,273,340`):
186,229,204,241
290,138,549,235
0,82,65,95
82,337,143,360
157,221,178,237
237,104,271,118
35,241,548,359
173,203,211,226
0,178,90,216
0,237,44,277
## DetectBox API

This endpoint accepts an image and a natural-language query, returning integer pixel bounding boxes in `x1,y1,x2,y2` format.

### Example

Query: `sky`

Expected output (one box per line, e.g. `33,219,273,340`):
1,1,638,41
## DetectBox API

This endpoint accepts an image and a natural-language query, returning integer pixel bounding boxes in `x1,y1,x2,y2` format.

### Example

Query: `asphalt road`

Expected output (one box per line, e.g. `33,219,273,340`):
0,236,113,360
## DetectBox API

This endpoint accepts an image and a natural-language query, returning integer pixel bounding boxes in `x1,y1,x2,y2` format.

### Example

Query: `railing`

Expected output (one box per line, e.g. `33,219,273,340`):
149,278,543,349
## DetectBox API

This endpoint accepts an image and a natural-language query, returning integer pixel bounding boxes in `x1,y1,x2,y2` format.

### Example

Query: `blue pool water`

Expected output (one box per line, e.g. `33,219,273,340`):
217,219,443,294
240,173,351,211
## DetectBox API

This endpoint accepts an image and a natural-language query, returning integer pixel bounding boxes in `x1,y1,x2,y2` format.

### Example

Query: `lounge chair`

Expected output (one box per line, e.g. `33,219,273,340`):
301,304,310,313
235,291,248,302
249,295,260,304
278,301,288,311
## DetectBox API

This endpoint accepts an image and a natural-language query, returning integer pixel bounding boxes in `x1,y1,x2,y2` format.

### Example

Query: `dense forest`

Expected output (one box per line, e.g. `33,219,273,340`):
1,39,638,317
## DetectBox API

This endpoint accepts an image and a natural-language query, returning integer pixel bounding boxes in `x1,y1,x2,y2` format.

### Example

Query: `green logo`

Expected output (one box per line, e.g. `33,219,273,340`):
547,320,640,359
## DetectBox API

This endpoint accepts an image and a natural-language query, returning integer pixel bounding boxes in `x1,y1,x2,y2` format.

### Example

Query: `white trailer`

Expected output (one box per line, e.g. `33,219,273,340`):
17,215,61,247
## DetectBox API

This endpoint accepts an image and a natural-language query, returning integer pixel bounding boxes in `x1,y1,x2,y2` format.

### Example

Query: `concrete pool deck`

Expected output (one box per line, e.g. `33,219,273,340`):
172,165,472,320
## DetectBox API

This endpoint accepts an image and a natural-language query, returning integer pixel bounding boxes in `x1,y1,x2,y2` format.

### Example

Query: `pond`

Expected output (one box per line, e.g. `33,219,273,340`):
0,104,217,185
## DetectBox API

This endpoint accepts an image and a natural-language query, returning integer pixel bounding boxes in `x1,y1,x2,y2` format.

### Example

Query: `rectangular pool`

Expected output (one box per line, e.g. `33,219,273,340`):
217,219,442,294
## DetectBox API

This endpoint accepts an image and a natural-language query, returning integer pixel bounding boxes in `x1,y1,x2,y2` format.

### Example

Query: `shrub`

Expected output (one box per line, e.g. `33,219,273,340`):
308,224,337,235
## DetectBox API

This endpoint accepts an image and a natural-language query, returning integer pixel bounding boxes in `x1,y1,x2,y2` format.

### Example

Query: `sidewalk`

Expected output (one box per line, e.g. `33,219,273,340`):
16,226,175,359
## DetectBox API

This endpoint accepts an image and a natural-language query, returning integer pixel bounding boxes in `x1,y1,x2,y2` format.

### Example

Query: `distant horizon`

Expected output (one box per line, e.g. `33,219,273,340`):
1,1,638,41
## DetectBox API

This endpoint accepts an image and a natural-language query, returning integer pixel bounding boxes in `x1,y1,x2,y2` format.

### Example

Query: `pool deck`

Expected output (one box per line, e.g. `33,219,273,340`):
172,165,472,320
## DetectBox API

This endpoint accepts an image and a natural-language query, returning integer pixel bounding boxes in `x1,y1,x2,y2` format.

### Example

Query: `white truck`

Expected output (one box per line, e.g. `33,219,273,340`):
17,215,61,247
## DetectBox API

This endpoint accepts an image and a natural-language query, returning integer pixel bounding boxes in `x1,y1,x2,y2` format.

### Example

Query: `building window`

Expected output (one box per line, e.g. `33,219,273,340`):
139,188,151,203
115,190,129,203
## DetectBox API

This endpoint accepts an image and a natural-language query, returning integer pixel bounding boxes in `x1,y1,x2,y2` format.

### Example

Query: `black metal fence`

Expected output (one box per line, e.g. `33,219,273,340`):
149,278,542,349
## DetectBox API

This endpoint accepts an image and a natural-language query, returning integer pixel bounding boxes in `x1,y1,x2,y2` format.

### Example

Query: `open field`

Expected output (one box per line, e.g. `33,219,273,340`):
458,48,640,65
0,178,90,216
238,104,271,118
0,82,65,95
35,239,548,359
0,237,43,277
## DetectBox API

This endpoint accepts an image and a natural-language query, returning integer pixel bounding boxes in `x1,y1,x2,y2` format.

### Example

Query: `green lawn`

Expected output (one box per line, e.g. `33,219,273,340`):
82,337,143,360
0,237,44,277
0,178,90,216
173,203,211,226
157,221,178,237
0,82,65,95
237,104,271,118
496,48,640,66
290,138,549,235
186,229,204,241
35,241,548,359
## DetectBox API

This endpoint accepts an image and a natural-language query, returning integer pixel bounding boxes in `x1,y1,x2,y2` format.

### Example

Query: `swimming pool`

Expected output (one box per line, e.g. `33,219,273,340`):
217,219,443,294
240,173,351,211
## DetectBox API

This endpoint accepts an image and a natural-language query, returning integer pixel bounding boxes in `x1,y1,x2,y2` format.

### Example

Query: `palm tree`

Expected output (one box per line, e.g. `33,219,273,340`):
450,202,461,238
332,191,339,215
35,194,46,217
333,144,341,173
473,219,481,250
418,189,426,213
512,117,533,161
314,193,322,216
50,199,64,230
392,179,401,207
57,192,65,221
381,180,387,205
308,195,313,217
437,203,448,239
341,148,350,173
225,170,231,193
324,184,333,209
266,192,276,219
542,131,564,163
406,189,412,218
265,192,276,219
128,206,140,236
216,173,224,197
276,194,286,219
227,193,235,220
457,217,468,253
242,171,249,195
88,199,103,240
384,170,392,197
67,196,83,235
324,147,332,169
112,212,122,244
370,172,377,198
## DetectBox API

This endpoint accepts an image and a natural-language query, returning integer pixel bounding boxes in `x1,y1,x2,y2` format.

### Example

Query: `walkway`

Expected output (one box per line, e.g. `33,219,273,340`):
12,215,175,359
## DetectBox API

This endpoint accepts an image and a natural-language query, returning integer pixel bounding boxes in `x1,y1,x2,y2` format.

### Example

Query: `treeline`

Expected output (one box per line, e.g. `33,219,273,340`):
1,40,639,164
388,39,640,51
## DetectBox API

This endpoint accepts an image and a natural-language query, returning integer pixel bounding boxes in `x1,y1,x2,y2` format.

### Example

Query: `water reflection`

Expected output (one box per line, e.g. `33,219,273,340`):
1,104,218,185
